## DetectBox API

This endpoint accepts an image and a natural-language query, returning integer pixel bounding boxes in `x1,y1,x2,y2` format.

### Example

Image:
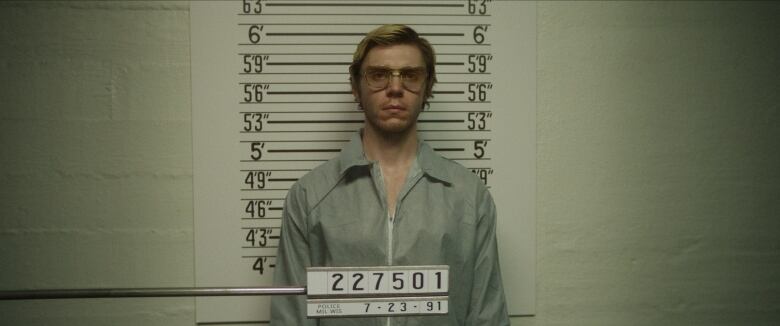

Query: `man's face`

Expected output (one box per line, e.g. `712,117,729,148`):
353,44,427,135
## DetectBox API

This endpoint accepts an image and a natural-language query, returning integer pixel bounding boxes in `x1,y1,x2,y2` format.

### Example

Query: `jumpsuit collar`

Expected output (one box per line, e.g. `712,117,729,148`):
337,130,453,184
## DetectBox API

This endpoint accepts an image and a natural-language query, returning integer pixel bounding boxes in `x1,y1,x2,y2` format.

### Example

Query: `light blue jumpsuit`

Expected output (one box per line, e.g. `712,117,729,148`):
271,132,510,326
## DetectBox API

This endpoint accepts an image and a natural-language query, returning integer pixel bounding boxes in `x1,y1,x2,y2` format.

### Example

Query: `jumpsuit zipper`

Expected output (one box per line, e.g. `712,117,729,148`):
387,212,394,326
379,161,420,326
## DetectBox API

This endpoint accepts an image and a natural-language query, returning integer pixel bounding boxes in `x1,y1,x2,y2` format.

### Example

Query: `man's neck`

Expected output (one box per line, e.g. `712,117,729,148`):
361,125,418,168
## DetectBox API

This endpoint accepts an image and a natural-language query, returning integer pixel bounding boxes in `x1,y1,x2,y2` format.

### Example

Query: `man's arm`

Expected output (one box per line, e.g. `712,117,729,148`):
467,188,510,326
270,183,317,326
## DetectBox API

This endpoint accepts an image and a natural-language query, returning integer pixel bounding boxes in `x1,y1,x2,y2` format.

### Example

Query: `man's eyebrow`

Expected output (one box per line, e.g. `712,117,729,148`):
365,65,425,70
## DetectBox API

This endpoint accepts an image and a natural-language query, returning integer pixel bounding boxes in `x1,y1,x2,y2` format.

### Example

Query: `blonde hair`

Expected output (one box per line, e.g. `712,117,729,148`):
349,24,437,100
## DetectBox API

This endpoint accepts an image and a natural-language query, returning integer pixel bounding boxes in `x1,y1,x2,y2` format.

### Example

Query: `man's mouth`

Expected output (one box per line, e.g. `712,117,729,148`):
383,104,406,111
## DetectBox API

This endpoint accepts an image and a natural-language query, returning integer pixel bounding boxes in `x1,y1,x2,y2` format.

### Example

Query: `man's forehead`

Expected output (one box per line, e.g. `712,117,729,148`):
365,65,425,70
362,44,424,68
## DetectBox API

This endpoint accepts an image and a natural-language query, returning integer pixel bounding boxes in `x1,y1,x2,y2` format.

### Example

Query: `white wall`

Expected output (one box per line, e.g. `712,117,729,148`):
0,2,194,325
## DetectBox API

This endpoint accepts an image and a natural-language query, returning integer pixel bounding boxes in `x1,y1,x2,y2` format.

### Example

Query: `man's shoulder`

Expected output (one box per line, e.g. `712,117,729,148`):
286,156,344,209
292,156,342,191
422,146,489,194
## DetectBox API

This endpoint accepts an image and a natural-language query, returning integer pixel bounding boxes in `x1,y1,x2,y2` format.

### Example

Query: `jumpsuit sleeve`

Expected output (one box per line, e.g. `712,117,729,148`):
270,183,317,326
467,188,510,326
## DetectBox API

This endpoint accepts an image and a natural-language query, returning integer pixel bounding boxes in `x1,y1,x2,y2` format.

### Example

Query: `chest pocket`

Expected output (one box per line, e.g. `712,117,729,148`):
308,183,388,267
391,183,477,267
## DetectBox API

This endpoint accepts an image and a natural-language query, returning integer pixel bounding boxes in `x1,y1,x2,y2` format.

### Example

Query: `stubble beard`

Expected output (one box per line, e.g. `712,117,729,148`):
362,101,423,138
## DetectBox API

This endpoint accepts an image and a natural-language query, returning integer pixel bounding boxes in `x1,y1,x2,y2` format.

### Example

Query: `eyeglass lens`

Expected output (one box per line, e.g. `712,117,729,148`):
364,68,426,91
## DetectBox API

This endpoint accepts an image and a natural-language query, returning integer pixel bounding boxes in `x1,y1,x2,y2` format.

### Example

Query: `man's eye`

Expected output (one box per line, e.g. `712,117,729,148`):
402,72,420,80
403,71,425,82
368,71,388,80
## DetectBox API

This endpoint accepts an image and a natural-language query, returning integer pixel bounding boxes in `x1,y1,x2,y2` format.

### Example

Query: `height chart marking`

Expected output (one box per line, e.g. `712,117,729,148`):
192,0,536,323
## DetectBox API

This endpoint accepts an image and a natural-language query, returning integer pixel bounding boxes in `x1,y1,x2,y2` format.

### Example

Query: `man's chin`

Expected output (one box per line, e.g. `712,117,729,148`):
370,119,416,135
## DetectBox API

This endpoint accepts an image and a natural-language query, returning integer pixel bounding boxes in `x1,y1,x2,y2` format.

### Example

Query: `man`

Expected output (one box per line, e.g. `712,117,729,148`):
270,24,509,326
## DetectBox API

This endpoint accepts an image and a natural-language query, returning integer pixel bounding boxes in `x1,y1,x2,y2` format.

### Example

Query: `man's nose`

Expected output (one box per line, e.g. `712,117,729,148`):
386,75,404,95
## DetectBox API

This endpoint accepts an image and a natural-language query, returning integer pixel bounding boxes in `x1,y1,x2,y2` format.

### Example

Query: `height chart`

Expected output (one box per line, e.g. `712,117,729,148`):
192,0,535,323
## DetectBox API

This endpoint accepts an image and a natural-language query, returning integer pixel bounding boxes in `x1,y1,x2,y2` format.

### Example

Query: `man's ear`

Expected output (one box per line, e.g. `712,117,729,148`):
351,81,360,104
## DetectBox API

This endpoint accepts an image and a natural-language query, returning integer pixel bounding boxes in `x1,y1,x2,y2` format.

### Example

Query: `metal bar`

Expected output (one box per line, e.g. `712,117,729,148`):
0,286,306,300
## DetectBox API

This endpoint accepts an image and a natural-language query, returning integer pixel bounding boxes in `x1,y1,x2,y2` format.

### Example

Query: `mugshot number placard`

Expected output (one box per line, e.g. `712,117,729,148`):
192,0,536,323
